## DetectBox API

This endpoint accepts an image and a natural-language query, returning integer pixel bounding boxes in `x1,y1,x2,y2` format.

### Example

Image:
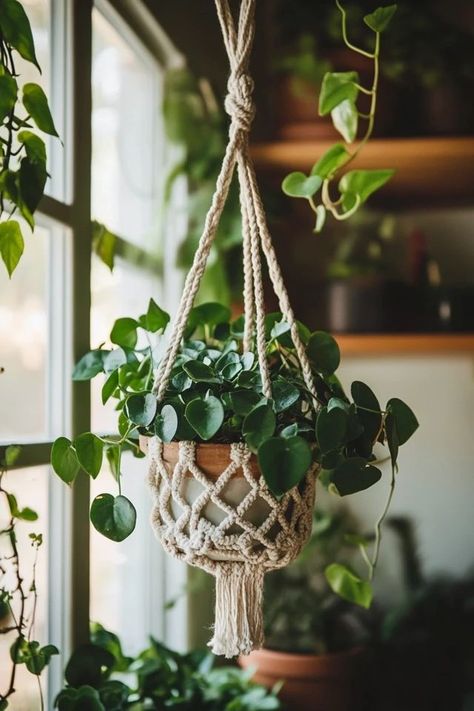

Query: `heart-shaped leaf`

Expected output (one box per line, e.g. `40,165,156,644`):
72,350,105,380
74,433,103,479
316,407,348,453
23,82,58,136
154,404,178,442
138,298,169,333
325,563,373,608
102,348,128,373
282,171,322,199
0,220,24,277
386,397,418,445
331,98,358,143
331,458,382,496
351,380,382,451
364,4,397,33
51,437,80,485
258,436,312,498
185,396,224,440
18,130,46,165
228,390,263,416
0,0,40,69
272,379,300,413
319,71,359,115
65,643,115,687
183,359,221,383
307,331,340,374
312,143,350,179
125,393,157,427
90,494,136,542
243,403,276,453
339,169,394,210
110,317,138,349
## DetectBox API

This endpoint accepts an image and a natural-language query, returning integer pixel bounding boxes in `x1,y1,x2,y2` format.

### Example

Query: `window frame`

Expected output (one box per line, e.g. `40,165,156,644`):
4,0,186,702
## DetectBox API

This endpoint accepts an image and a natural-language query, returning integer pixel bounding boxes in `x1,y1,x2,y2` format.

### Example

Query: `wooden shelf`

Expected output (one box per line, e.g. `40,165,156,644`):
336,333,474,356
251,136,474,205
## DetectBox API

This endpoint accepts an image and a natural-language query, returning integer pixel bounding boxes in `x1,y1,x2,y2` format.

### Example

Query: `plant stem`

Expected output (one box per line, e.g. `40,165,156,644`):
368,462,396,580
336,0,375,58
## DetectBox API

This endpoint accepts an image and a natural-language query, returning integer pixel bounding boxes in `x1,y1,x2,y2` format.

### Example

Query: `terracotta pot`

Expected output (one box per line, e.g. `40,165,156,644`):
239,647,370,711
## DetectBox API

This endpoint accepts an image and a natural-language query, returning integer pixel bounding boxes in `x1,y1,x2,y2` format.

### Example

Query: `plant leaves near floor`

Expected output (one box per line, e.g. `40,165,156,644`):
307,331,340,374
325,563,373,608
319,71,359,115
281,172,322,198
74,433,103,479
364,4,397,33
186,395,225,440
90,494,137,542
51,437,81,485
258,436,312,498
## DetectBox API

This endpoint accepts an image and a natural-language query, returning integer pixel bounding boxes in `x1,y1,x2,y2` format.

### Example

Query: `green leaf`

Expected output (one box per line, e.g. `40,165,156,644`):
173,402,196,440
331,458,382,496
307,331,340,374
125,393,157,427
154,404,178,442
105,445,120,481
339,169,394,210
0,220,24,277
65,643,115,687
18,130,46,164
312,143,350,179
272,378,299,413
101,369,118,405
351,380,382,452
110,317,138,349
56,685,105,711
228,390,263,416
319,71,359,116
314,205,326,233
282,171,322,199
0,0,40,69
187,302,231,333
6,493,38,521
364,4,397,33
74,433,104,478
386,397,418,445
243,403,276,453
316,407,348,453
72,350,105,381
19,156,47,213
258,436,312,498
90,494,136,542
92,221,116,272
23,83,58,136
331,99,358,143
182,360,221,384
102,348,128,373
138,298,170,333
385,412,399,468
325,563,373,608
5,444,21,466
0,73,17,123
185,395,224,440
51,437,80,485
280,423,298,438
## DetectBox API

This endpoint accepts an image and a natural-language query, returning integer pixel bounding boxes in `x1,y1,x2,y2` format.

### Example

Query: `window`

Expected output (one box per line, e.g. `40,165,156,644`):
1,1,182,706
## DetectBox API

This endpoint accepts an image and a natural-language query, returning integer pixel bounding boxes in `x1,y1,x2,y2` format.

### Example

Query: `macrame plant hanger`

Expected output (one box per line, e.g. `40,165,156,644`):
148,0,319,658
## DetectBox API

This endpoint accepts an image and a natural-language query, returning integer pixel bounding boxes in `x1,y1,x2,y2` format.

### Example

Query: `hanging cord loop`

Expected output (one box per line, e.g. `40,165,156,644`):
152,0,319,411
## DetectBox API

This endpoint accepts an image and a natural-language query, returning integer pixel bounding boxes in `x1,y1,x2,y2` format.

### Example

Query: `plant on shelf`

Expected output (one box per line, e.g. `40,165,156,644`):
0,0,59,277
282,1,396,231
55,624,281,710
51,298,418,607
0,446,58,710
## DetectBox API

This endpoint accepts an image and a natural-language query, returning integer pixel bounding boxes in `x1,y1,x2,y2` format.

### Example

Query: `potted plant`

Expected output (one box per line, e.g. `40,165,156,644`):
240,509,377,711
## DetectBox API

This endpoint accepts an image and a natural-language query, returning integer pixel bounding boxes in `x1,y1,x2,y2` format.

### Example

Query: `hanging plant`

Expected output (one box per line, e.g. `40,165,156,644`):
282,1,396,231
0,0,59,277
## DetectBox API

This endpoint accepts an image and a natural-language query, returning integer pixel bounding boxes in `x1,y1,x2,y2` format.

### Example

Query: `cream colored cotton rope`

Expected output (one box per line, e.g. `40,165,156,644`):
147,0,319,658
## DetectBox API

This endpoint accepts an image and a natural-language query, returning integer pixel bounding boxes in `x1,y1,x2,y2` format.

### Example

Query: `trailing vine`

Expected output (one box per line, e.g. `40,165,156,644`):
0,0,58,277
282,3,397,232
0,446,58,710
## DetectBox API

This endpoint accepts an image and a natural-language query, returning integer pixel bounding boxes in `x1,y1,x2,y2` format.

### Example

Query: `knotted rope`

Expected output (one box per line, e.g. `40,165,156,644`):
148,0,320,658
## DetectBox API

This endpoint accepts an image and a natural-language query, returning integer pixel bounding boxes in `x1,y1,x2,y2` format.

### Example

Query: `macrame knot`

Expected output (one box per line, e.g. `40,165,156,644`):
225,71,255,133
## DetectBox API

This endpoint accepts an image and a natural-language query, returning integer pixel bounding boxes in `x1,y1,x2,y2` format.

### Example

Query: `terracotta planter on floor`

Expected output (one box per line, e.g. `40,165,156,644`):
240,647,370,711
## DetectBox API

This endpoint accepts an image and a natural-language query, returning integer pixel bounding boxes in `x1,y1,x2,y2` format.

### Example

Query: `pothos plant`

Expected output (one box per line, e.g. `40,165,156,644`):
282,2,397,231
0,445,58,710
51,299,418,608
0,0,59,277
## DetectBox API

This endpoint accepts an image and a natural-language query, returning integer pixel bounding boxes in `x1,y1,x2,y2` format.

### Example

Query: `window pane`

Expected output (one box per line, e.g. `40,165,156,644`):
90,255,162,433
91,8,164,251
0,227,49,443
0,466,49,708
